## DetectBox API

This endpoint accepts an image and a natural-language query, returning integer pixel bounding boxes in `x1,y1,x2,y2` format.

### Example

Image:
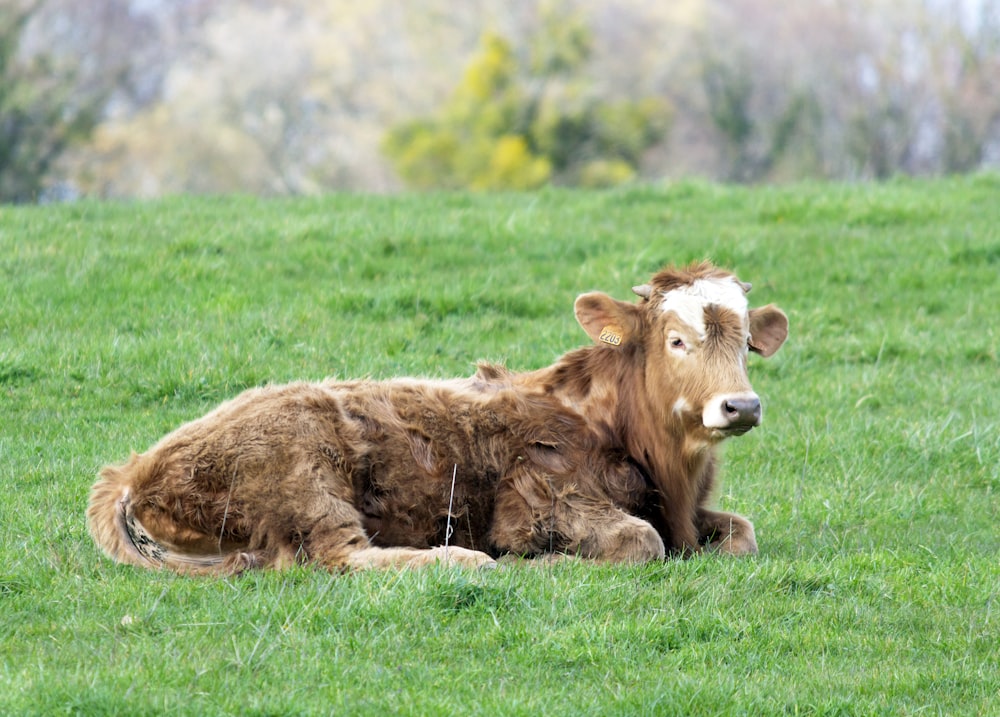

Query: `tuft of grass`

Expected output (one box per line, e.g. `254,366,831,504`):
1,177,998,715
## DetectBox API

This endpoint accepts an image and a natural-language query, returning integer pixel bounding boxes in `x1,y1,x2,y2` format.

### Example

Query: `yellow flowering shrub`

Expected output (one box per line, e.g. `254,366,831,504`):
383,19,670,190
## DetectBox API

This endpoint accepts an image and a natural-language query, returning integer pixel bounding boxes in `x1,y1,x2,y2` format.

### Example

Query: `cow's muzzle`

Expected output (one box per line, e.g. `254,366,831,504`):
703,393,762,436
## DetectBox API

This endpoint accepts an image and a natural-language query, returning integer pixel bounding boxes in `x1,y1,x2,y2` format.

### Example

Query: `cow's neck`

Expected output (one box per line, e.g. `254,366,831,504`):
524,344,713,549
528,345,710,470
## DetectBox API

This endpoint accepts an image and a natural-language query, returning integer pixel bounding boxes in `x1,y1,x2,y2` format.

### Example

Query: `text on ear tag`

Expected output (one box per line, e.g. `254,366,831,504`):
599,325,623,346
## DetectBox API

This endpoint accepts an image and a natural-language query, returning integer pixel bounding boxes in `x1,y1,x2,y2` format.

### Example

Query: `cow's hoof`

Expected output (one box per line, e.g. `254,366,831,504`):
706,534,758,556
426,545,497,569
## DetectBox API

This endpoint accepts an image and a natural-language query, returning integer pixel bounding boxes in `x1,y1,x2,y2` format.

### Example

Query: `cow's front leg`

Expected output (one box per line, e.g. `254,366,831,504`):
568,507,666,563
695,507,757,556
491,473,665,562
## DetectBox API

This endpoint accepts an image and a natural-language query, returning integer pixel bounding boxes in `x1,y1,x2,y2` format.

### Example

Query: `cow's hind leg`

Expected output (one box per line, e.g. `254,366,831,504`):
303,503,495,569
696,507,757,556
347,545,497,570
249,486,495,571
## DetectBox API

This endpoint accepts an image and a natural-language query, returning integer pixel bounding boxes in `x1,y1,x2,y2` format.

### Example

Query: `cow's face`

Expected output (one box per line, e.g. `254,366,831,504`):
574,263,788,442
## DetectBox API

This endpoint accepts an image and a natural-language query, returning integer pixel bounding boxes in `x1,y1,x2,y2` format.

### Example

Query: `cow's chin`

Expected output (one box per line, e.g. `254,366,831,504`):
707,424,755,441
677,412,756,442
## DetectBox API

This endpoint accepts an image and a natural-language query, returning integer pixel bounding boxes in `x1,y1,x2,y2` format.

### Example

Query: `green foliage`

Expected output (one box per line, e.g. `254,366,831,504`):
1,178,998,714
0,6,100,203
383,12,671,190
701,52,821,183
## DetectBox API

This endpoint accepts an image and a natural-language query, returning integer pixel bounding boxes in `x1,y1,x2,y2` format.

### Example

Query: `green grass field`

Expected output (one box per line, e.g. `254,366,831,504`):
1,177,998,715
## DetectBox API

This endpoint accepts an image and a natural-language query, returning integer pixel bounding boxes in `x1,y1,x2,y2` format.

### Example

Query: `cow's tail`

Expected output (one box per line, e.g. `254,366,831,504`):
87,456,233,574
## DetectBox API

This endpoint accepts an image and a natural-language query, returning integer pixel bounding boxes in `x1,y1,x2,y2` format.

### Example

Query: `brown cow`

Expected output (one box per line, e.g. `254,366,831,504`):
88,261,788,574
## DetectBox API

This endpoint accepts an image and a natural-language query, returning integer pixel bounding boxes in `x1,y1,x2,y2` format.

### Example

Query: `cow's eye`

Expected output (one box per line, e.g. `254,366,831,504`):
670,337,685,350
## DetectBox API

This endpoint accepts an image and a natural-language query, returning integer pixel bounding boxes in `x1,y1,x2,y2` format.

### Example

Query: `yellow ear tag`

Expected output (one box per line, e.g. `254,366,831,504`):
599,325,623,346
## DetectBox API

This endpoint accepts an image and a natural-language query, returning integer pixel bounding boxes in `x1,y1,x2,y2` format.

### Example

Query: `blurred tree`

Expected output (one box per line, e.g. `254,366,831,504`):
692,0,1000,181
383,9,671,190
78,1,415,197
700,51,818,182
934,2,1000,173
0,5,101,202
11,0,997,196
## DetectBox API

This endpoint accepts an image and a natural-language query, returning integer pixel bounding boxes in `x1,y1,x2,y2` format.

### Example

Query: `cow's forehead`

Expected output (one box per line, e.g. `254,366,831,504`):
659,278,748,337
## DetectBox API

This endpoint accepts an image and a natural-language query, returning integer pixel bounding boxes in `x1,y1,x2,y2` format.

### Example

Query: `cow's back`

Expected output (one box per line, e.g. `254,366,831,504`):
332,376,528,552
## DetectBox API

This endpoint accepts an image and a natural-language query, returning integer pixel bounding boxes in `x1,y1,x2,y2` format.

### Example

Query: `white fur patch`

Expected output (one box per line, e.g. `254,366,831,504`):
660,278,749,337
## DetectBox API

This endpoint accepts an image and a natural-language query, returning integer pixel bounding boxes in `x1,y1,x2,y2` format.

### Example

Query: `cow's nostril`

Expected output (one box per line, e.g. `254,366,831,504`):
723,397,761,427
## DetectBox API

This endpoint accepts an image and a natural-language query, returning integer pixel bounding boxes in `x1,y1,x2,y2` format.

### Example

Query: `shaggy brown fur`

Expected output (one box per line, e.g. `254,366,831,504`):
88,262,788,574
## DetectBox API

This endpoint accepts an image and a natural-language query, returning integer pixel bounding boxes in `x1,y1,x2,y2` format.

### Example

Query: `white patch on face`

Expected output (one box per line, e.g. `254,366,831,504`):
660,278,749,338
672,397,689,416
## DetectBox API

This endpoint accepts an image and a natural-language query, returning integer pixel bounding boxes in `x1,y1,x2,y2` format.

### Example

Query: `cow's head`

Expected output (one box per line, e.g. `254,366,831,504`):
574,262,788,442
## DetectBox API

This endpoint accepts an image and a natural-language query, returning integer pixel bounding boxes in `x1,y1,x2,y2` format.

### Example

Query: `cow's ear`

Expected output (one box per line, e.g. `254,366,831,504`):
748,304,788,357
574,292,642,347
